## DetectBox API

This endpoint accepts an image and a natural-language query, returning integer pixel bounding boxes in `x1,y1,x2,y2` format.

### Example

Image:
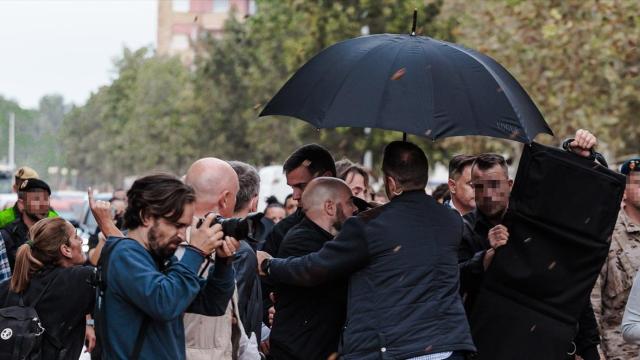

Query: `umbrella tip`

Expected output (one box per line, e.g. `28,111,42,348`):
411,9,417,36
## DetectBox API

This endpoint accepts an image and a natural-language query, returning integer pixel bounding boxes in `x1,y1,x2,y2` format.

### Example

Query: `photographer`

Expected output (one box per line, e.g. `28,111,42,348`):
182,158,259,359
95,173,238,360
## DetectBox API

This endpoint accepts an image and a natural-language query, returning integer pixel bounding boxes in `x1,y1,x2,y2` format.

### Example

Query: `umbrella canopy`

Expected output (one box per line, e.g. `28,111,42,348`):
260,34,553,143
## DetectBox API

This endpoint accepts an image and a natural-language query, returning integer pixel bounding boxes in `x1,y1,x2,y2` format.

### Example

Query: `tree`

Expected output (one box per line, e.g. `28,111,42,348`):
192,0,459,171
61,48,195,186
443,0,640,162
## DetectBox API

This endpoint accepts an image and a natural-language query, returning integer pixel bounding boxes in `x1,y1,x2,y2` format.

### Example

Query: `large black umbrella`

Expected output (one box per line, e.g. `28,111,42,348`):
260,32,553,143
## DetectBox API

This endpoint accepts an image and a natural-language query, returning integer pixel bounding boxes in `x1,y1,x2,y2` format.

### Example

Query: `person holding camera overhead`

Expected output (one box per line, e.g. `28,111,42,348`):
93,173,238,360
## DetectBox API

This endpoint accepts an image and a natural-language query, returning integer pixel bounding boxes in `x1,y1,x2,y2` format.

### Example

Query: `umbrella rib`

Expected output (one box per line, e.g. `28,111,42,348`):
442,42,531,142
374,40,406,131
424,39,483,139
418,40,436,140
316,40,393,128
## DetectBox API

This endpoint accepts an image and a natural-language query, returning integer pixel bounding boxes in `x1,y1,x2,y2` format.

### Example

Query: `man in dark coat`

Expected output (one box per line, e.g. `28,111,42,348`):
258,141,475,360
458,129,602,359
259,144,336,340
269,177,356,359
229,160,264,342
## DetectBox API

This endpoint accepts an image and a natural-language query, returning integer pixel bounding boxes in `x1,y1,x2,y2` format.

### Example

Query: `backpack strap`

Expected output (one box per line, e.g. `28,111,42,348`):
96,237,129,357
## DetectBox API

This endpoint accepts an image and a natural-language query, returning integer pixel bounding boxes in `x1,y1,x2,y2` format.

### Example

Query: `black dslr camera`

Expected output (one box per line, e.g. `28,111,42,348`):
196,212,264,240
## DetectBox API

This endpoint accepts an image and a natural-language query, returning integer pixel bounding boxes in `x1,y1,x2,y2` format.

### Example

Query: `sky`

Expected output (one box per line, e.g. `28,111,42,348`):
0,0,157,109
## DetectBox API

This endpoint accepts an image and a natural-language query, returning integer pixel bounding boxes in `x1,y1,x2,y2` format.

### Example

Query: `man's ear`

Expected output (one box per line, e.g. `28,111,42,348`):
140,210,152,227
508,179,514,189
387,176,397,193
16,198,25,212
250,196,259,213
220,191,231,210
324,200,336,217
447,178,456,194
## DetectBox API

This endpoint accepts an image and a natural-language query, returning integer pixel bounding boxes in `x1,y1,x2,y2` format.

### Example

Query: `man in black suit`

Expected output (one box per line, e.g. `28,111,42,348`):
269,177,356,359
258,141,475,360
458,129,602,360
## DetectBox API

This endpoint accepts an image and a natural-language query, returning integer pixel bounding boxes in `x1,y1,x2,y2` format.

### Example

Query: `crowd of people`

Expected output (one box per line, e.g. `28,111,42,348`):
0,128,639,360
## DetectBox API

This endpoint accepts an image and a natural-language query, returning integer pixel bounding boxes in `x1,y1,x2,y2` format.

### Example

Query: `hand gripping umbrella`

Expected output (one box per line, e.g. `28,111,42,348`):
260,12,553,143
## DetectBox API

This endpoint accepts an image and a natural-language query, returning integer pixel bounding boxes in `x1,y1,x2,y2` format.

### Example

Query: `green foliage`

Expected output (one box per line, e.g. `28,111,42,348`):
59,0,640,185
443,0,640,162
60,0,458,184
190,0,458,173
61,48,195,187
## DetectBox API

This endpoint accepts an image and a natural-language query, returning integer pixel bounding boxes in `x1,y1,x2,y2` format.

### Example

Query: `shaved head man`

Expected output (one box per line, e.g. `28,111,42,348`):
182,157,243,358
185,157,240,218
301,177,356,235
267,177,356,359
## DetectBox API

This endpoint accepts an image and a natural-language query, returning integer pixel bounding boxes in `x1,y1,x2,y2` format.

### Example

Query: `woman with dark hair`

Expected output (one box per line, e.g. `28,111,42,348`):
0,217,95,359
264,196,286,224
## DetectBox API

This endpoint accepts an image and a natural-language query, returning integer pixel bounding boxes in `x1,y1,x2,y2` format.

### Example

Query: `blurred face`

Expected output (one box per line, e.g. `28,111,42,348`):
344,171,368,200
64,222,87,265
147,203,194,259
332,192,357,232
284,197,298,215
286,165,314,203
113,190,127,201
20,190,50,222
111,199,126,217
450,165,476,213
625,173,640,210
265,206,286,224
472,164,512,219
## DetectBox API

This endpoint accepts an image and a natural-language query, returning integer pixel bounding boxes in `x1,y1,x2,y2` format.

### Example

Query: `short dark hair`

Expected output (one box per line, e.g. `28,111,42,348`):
336,159,370,188
382,141,429,189
265,195,284,209
228,161,260,213
284,194,294,204
471,153,508,174
432,183,451,202
124,173,196,230
448,155,476,180
283,144,336,177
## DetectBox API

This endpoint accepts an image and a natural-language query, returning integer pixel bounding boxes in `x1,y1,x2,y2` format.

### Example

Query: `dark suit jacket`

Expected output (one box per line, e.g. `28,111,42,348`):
269,216,347,360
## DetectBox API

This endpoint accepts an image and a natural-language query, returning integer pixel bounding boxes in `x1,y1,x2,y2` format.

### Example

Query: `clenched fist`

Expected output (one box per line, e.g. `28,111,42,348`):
488,225,509,249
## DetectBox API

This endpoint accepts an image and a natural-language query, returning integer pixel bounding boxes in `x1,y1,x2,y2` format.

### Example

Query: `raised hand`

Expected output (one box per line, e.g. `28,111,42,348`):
88,187,123,238
568,129,597,157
